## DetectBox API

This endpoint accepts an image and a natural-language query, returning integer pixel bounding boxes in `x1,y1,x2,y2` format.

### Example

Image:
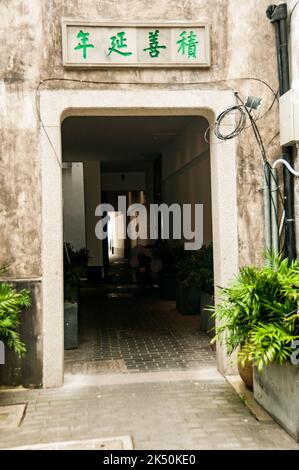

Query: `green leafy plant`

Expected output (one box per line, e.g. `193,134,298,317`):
212,252,299,371
64,243,89,301
177,244,214,292
153,241,186,273
0,268,31,356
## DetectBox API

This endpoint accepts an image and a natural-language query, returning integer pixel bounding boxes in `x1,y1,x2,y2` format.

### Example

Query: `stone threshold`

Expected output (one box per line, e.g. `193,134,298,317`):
63,367,225,388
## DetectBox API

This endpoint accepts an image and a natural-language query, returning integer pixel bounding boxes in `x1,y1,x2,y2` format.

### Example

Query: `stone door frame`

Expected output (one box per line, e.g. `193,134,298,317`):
39,88,239,387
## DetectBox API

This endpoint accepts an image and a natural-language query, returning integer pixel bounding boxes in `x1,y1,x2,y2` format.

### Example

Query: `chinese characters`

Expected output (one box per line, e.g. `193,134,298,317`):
71,27,205,64
143,30,166,58
108,32,132,56
177,31,199,59
74,30,95,59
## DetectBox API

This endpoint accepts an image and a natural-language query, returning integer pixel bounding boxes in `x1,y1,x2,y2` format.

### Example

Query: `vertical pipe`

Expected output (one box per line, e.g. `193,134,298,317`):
270,168,279,253
279,11,290,95
264,164,272,253
266,3,296,260
273,21,284,95
283,148,296,260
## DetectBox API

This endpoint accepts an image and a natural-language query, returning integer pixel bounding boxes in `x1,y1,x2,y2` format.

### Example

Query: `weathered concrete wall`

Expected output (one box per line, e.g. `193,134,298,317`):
0,1,43,278
289,0,299,89
0,0,282,385
0,0,281,273
254,362,299,442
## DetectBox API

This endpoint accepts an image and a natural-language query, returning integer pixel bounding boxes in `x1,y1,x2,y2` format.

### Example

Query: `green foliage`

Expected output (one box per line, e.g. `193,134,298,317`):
0,269,31,356
212,252,299,371
153,241,186,273
64,243,89,300
177,244,214,292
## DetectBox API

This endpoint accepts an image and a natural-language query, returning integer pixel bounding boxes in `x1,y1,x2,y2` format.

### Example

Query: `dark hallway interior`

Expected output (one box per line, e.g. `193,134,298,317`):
62,114,214,379
64,257,215,376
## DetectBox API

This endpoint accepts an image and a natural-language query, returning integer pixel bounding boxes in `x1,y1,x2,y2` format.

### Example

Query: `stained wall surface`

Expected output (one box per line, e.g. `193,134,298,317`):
0,0,287,385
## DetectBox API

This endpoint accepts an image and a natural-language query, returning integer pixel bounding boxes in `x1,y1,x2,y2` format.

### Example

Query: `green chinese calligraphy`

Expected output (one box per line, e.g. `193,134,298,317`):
108,32,132,56
177,31,199,59
74,30,95,59
143,30,166,58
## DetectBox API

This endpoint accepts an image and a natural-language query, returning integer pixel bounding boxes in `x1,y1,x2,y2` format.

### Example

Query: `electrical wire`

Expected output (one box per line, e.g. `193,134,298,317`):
36,76,278,167
36,76,278,96
279,211,286,237
236,94,285,229
273,158,299,177
64,242,71,265
208,91,284,242
35,87,62,169
212,104,247,141
290,1,299,20
35,75,282,239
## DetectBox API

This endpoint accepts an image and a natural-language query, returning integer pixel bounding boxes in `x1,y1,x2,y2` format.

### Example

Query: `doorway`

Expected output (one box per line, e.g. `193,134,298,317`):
62,114,214,376
39,89,238,387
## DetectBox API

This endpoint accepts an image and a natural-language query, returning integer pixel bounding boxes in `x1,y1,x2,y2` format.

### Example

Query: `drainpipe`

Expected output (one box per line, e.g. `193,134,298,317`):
270,168,279,253
263,164,272,253
266,3,296,260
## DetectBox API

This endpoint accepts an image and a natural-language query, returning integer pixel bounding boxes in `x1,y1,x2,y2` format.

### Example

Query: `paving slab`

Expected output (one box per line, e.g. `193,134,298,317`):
3,435,133,450
0,404,26,430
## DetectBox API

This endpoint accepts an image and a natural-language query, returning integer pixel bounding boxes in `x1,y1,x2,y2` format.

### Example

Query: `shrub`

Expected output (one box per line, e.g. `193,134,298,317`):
0,267,31,356
212,252,299,371
177,244,214,292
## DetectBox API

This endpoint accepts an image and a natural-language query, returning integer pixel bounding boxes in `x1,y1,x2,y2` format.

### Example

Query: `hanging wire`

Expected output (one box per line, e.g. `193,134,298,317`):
214,104,247,141
36,76,278,158
35,76,283,241
236,94,285,234
207,91,285,245
290,0,299,20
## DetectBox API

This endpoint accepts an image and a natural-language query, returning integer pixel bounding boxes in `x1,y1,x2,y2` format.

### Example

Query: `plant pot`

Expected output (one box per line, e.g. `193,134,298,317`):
64,301,78,350
176,280,201,316
253,361,299,442
199,291,215,337
159,271,177,300
66,286,79,302
237,359,253,390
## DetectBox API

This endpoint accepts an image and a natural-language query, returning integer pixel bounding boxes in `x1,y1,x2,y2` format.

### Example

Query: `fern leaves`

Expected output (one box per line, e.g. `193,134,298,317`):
0,279,31,357
212,252,299,371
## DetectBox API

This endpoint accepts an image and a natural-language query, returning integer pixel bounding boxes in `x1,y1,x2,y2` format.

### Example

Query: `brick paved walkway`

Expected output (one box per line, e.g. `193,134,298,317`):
1,376,298,449
64,288,215,375
0,259,299,449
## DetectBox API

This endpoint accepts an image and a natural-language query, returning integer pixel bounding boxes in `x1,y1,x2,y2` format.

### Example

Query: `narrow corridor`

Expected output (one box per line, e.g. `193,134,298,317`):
64,263,215,376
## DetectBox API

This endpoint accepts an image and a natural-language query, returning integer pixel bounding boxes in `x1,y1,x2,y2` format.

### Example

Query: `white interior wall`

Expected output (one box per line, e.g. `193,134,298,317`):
162,118,212,245
83,161,103,267
109,212,125,256
62,163,86,250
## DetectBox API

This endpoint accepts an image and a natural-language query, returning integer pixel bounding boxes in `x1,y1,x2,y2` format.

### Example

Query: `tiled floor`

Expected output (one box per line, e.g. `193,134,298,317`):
64,287,215,375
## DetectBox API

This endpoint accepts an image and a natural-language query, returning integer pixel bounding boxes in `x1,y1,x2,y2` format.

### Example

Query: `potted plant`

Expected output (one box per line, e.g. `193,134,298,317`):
176,246,209,315
64,243,88,350
155,242,185,300
0,266,31,358
211,252,299,438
